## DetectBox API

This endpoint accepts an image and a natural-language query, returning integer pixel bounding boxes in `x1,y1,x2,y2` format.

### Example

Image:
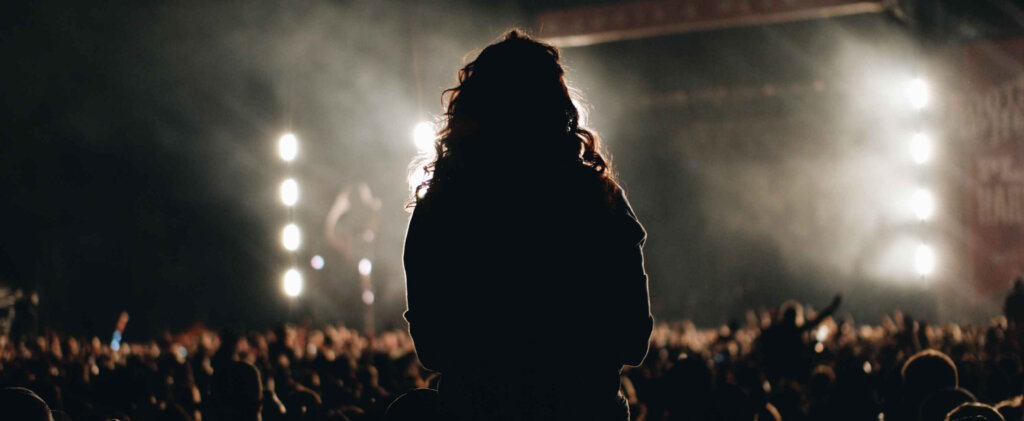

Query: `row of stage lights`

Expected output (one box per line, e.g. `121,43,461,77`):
276,133,331,298
277,133,304,298
906,78,936,278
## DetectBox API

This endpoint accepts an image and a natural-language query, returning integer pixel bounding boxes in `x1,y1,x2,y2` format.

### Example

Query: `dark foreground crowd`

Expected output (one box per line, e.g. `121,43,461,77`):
5,285,1024,421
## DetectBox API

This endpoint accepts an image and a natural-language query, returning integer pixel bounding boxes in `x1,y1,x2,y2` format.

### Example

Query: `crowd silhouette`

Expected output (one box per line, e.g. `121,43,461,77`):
2,283,1024,420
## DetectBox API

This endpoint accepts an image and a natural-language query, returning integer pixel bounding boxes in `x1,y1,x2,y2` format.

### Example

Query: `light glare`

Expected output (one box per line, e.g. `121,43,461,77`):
909,132,931,164
911,188,934,221
282,224,301,251
283,268,303,297
358,258,372,276
310,255,325,270
413,121,435,151
914,244,935,276
278,133,298,162
908,78,929,109
280,178,298,206
362,290,375,305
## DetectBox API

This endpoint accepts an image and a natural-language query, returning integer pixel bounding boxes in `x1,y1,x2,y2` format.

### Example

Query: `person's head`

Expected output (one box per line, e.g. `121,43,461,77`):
919,387,977,421
0,387,53,421
211,361,262,421
995,395,1023,421
778,300,804,327
945,402,1005,421
902,349,959,397
411,29,612,204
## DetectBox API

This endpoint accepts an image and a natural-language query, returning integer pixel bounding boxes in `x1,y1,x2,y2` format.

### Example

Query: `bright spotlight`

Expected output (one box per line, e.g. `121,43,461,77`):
282,223,301,251
280,178,298,206
911,188,935,221
907,78,929,109
413,121,435,152
358,258,372,276
283,268,303,297
362,289,375,305
310,254,325,270
278,133,298,162
909,132,931,164
914,244,935,276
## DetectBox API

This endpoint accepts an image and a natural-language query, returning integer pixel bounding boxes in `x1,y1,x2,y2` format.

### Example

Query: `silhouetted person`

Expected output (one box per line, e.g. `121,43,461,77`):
402,29,653,421
0,387,53,421
209,361,263,421
1006,277,1024,331
758,295,841,382
919,387,977,421
945,402,1005,421
995,396,1023,421
895,349,960,421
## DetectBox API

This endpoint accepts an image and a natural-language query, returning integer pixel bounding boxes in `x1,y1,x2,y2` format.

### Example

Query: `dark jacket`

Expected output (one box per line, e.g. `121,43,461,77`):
403,164,653,420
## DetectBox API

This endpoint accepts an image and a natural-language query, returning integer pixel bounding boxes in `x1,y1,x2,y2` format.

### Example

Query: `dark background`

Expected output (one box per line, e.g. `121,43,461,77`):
1,1,1021,339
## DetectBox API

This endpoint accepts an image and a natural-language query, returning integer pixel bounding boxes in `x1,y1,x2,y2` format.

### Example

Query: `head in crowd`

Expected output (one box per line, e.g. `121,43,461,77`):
903,349,959,395
0,387,53,421
211,361,263,421
995,395,1023,421
411,29,613,206
919,387,977,421
945,402,1006,421
778,300,804,327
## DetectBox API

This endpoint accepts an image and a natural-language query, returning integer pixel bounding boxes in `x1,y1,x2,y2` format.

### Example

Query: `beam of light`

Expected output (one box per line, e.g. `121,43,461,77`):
278,133,298,162
909,132,931,164
413,121,435,152
310,254,325,270
911,188,934,221
914,244,935,276
280,178,299,206
283,268,303,297
362,290,375,305
358,258,372,276
907,78,929,110
282,223,301,251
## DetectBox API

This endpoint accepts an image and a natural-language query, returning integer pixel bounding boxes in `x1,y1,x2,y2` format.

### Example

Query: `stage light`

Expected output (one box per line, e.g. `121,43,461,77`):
282,223,301,251
914,244,935,276
278,133,298,162
310,254,325,270
911,188,934,221
358,258,372,276
362,289,375,305
280,178,298,206
909,132,931,164
907,78,929,109
413,121,435,151
283,268,303,297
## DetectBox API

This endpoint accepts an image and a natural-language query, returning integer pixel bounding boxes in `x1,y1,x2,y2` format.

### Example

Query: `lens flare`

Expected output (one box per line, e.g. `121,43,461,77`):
914,244,935,276
907,78,929,109
310,255,325,270
909,132,931,164
280,178,298,206
282,224,301,251
283,268,303,297
413,121,435,151
911,188,934,221
278,133,298,162
358,258,372,276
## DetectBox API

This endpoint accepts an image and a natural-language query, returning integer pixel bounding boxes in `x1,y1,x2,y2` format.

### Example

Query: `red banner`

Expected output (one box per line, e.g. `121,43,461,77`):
961,39,1024,296
537,0,884,46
